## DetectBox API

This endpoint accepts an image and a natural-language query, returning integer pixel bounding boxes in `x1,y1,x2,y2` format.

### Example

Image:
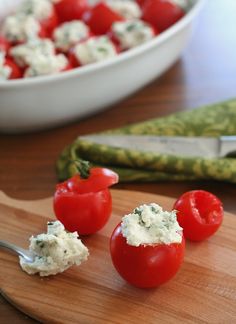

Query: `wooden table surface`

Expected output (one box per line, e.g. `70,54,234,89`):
1,0,236,323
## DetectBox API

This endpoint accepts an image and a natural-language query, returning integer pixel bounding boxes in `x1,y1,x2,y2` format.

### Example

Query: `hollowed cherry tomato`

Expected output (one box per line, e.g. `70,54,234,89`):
110,223,185,288
54,0,90,23
142,0,185,32
54,161,119,235
82,2,124,35
173,190,224,241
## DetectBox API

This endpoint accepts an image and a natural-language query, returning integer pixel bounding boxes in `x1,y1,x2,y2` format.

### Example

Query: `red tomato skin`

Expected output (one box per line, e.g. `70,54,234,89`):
54,0,90,23
142,0,185,32
54,167,118,235
5,58,23,79
173,190,224,241
82,2,124,35
68,49,81,67
110,223,185,288
40,10,58,37
54,187,112,235
66,168,119,194
0,36,10,53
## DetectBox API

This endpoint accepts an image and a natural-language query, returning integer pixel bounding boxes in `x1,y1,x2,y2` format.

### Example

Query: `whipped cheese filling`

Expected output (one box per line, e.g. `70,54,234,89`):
2,14,41,43
106,0,141,19
74,36,117,66
112,19,155,50
0,52,11,80
10,38,55,67
20,221,89,276
121,203,183,247
53,20,89,52
17,0,54,20
171,0,189,10
24,53,68,77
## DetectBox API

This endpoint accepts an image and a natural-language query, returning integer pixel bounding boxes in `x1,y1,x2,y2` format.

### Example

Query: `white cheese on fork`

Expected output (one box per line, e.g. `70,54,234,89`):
20,220,89,276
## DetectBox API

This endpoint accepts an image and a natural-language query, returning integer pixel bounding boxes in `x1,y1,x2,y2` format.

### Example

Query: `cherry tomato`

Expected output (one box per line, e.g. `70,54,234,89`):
54,161,119,235
54,0,90,23
110,223,185,288
173,190,224,241
82,2,124,35
5,58,22,79
142,0,185,32
136,0,146,7
0,36,10,53
40,9,58,37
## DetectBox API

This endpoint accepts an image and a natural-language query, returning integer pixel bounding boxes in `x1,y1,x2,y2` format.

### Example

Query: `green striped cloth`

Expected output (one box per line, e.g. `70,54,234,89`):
57,98,236,183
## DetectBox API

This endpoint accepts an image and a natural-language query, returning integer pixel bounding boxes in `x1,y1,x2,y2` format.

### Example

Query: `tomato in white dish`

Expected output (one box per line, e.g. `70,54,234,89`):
110,203,185,288
16,0,58,37
0,0,186,80
0,52,22,80
69,36,118,67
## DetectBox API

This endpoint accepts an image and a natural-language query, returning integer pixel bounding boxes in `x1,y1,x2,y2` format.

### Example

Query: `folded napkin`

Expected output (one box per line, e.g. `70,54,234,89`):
57,99,236,183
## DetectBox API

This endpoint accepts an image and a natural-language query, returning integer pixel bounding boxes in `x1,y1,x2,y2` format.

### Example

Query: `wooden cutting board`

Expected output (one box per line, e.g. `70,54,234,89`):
0,189,236,324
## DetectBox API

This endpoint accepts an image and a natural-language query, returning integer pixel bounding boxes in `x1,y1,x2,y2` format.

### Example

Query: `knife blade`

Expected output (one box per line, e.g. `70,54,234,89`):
80,135,236,158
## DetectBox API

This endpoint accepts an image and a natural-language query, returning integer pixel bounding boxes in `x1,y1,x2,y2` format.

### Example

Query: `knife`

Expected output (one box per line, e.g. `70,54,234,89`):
80,135,236,158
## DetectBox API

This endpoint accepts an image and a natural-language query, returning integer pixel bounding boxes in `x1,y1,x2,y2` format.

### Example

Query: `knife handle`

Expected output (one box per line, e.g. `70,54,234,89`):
220,136,236,157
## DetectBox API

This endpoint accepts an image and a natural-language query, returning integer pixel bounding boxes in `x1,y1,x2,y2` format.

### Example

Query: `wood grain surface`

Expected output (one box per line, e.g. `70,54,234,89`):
1,0,236,322
0,189,236,324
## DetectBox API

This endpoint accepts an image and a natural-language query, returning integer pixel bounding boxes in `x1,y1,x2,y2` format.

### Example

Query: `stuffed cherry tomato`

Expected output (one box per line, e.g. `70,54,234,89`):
16,0,58,37
110,203,185,288
173,190,224,241
54,0,89,23
54,161,119,235
83,2,124,35
69,36,118,67
142,0,185,32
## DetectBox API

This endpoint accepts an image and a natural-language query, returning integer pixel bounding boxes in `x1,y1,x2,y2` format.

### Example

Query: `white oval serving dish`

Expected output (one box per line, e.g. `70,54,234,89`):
0,0,204,133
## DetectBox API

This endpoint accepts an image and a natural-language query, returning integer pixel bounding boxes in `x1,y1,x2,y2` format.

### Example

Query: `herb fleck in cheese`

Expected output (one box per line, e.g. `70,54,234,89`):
20,221,89,276
112,19,155,50
121,203,183,246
